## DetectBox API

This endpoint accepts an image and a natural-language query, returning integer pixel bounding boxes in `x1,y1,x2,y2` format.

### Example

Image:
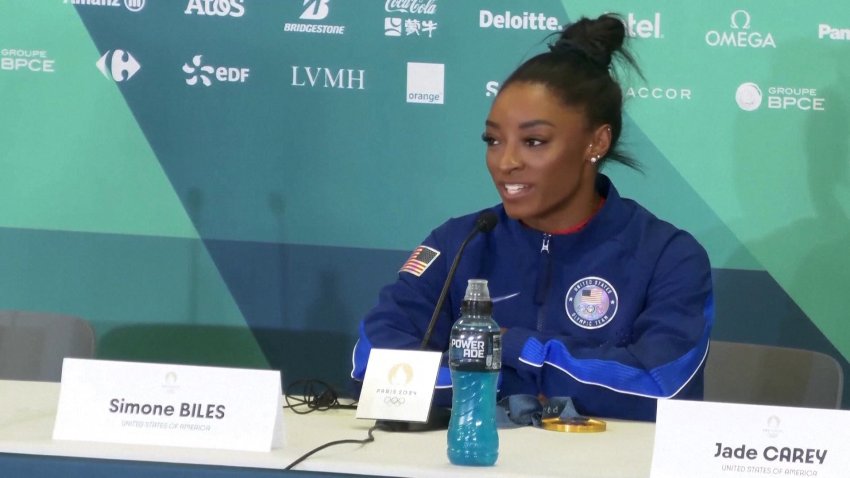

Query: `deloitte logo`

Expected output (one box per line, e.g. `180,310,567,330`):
184,0,244,17
735,82,825,112
479,10,560,31
64,0,145,12
406,62,444,104
284,0,345,35
706,10,775,48
96,49,140,82
182,55,249,87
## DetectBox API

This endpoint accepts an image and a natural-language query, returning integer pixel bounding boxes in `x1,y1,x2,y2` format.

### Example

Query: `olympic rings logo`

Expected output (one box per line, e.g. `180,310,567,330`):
579,304,600,314
383,396,406,406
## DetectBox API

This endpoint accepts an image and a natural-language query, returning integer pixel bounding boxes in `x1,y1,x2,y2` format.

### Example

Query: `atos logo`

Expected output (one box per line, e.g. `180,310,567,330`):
184,0,245,18
96,49,140,82
183,55,249,87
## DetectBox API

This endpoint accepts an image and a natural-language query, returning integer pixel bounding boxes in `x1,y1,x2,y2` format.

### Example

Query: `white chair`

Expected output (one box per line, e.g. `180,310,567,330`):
0,310,96,381
704,340,844,409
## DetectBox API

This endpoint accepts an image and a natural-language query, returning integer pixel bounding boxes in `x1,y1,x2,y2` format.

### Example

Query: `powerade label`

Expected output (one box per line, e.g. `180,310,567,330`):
449,329,501,372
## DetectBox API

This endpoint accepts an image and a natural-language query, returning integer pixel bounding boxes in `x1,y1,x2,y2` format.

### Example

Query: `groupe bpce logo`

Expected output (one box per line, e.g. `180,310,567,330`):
735,82,763,111
735,82,826,112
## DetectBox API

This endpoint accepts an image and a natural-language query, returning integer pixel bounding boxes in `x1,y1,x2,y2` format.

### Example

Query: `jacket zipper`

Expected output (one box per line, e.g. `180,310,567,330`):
535,233,552,331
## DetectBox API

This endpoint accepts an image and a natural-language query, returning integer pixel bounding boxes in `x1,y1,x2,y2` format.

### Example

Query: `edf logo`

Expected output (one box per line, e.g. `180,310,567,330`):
182,55,249,87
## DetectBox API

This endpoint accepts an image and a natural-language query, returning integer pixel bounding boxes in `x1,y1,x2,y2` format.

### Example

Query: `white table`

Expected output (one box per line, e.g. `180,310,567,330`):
0,380,656,477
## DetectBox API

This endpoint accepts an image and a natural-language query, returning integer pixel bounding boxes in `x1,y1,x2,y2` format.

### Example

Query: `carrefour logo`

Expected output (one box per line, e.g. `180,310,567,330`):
96,49,140,82
706,10,776,48
736,82,825,112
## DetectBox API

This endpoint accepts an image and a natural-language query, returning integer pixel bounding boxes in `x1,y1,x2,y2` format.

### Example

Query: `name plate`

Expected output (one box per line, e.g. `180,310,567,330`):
355,348,441,422
53,358,283,452
651,400,850,478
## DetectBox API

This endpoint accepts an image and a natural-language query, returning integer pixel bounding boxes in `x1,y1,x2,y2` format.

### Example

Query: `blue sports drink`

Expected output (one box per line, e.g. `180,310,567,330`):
447,279,501,466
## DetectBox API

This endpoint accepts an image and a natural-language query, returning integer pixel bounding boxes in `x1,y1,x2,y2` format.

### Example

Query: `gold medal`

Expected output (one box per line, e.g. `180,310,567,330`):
541,416,606,433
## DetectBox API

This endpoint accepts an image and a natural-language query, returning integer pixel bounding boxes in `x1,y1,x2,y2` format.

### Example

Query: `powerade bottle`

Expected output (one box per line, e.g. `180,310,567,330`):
447,278,501,466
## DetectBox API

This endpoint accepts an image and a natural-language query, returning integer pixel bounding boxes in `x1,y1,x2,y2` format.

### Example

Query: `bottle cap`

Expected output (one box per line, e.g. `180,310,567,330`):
464,279,491,302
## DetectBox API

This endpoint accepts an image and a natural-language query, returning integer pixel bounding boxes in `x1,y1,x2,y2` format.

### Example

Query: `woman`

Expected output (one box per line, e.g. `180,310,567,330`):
351,14,713,421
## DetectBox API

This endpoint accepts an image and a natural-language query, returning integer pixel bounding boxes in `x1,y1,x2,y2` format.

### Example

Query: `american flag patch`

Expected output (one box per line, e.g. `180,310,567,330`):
399,245,440,277
581,288,604,305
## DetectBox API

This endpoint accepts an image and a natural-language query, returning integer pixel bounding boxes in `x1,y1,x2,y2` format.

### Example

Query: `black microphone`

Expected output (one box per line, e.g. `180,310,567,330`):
419,210,498,350
377,210,498,432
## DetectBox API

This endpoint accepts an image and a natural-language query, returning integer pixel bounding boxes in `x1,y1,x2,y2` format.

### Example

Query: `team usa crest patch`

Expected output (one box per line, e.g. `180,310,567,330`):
565,276,618,329
399,245,440,277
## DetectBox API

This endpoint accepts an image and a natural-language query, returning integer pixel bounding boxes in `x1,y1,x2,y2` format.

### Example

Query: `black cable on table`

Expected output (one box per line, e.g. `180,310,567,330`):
283,423,378,471
280,379,375,470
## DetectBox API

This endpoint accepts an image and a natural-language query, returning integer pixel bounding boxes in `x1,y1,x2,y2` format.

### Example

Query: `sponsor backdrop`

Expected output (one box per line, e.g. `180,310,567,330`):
2,1,849,405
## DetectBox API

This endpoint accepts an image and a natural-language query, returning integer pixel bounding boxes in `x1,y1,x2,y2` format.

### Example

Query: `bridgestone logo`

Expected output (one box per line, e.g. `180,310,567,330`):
283,23,345,34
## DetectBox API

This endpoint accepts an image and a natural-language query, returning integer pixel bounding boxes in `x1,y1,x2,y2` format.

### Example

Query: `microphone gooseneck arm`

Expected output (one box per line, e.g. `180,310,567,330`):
419,211,498,350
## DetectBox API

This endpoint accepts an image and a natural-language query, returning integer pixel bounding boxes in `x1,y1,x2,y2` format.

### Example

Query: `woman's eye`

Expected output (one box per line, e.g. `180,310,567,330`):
481,133,499,146
525,138,544,147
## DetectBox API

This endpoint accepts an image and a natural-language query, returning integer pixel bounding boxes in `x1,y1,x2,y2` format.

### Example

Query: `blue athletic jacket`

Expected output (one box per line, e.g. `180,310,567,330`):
352,175,714,421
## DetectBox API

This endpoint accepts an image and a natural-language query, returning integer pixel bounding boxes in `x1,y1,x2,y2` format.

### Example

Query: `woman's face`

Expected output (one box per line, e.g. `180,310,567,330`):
484,82,608,232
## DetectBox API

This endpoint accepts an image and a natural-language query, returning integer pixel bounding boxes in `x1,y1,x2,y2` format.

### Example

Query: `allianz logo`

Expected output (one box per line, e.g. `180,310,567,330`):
818,23,850,41
184,0,245,18
706,10,775,48
64,0,145,12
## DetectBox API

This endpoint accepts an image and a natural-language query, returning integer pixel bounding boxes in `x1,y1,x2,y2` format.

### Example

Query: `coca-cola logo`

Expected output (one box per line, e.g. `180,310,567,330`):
385,0,437,15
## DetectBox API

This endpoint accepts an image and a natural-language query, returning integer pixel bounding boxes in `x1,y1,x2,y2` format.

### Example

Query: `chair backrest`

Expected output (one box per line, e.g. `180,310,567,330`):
0,310,96,382
704,340,844,409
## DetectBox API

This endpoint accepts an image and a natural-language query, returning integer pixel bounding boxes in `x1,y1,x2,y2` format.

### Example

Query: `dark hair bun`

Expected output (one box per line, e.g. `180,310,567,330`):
550,14,627,69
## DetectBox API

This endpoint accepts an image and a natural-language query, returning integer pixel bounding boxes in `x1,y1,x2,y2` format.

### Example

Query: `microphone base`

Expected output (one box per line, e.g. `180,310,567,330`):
375,407,451,432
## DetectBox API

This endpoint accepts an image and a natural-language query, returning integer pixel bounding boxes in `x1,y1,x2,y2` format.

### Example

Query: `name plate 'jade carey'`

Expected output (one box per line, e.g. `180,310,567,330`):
651,400,850,478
